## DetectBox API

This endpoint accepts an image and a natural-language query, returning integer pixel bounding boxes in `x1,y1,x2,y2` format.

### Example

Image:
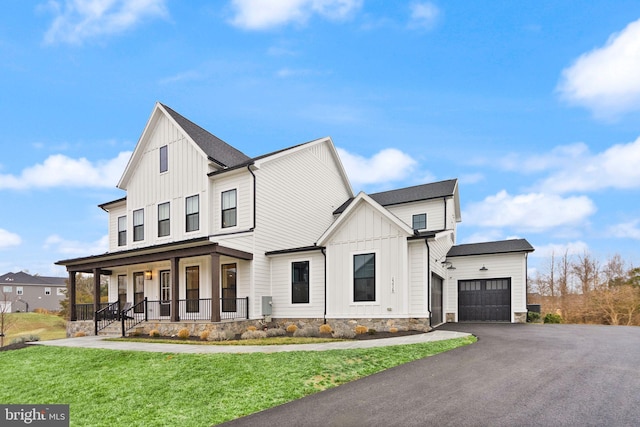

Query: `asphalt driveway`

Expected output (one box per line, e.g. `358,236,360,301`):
222,323,640,426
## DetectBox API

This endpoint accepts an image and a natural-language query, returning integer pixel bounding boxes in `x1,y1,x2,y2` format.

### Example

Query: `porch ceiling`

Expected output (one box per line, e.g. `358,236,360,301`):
56,237,253,273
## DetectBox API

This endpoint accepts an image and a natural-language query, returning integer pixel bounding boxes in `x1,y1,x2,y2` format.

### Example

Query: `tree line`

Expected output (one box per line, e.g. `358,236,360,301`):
529,252,640,326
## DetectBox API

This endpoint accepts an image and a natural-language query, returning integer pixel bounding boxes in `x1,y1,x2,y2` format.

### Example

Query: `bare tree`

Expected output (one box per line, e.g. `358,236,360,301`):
572,252,599,294
601,254,626,288
0,290,17,347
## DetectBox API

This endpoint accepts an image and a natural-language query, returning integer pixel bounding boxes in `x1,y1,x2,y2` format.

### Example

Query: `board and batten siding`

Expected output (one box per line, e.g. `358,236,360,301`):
325,201,409,318
269,251,325,318
124,115,211,249
444,252,528,322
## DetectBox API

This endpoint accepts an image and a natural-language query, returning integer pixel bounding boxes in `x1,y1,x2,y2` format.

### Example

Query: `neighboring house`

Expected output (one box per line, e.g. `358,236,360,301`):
0,271,66,313
57,102,534,336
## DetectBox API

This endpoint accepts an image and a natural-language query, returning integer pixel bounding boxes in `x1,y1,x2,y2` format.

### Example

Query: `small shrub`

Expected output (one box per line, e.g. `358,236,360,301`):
33,308,50,314
319,324,333,334
543,313,562,324
177,328,190,340
266,328,286,337
389,327,399,333
355,325,368,335
199,330,210,341
74,331,86,338
293,327,319,338
246,326,257,332
332,328,356,339
241,330,267,340
527,311,541,323
210,330,236,341
286,324,298,333
367,328,377,335
149,329,161,338
11,335,40,344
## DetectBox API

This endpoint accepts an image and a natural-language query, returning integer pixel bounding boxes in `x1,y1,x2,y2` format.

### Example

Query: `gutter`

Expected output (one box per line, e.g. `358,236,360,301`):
425,239,432,329
247,164,257,232
321,248,327,324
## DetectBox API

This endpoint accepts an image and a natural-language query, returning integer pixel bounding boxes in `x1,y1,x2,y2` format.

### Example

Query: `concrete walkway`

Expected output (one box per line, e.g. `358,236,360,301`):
29,330,470,354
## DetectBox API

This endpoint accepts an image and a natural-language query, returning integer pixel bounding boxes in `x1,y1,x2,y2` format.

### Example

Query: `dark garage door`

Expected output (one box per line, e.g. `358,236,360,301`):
458,278,511,321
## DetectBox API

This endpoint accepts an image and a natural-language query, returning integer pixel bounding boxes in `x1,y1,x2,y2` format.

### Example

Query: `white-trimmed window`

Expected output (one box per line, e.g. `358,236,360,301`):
353,253,376,302
118,215,127,246
221,189,237,228
412,213,427,230
3,286,11,293
158,202,170,237
160,145,168,173
133,209,144,241
16,286,23,295
186,195,199,232
291,261,310,304
45,287,51,295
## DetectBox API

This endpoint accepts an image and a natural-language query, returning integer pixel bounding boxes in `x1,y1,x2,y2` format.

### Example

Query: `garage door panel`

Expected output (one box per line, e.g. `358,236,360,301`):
459,278,511,322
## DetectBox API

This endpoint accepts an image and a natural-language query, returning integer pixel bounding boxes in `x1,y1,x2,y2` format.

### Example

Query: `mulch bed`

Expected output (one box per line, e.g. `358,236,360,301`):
0,342,30,352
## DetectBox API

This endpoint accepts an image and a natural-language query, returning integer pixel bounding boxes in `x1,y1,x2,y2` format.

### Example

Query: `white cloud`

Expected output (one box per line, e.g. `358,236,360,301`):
535,136,640,193
530,241,590,259
408,2,440,30
557,18,640,119
337,147,417,188
498,143,589,174
0,229,22,250
44,234,108,256
609,219,640,240
0,151,131,190
43,0,169,45
229,0,362,30
463,190,596,232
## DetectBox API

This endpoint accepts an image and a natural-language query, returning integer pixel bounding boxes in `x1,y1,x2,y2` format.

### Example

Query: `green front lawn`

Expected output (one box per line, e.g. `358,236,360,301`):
0,336,475,426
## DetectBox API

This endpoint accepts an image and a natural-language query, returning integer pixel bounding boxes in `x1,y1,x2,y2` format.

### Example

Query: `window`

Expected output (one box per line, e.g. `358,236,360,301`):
118,275,127,310
412,213,427,230
186,195,199,232
134,272,144,313
133,209,144,242
16,287,23,295
354,253,376,302
3,286,11,293
221,189,237,228
158,202,170,237
118,216,127,246
160,271,171,317
292,261,310,304
56,288,65,296
45,287,51,295
186,266,199,312
160,145,168,173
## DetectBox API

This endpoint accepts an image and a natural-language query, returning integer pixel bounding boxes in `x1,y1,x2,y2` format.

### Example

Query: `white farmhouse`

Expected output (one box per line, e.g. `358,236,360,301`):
57,103,534,336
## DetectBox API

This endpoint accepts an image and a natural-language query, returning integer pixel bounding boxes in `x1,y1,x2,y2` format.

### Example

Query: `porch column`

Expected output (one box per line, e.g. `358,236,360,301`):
93,268,101,314
69,271,77,321
211,253,221,322
170,257,180,322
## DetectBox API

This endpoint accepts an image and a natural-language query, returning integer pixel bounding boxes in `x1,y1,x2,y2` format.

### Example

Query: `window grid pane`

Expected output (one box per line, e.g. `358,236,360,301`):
186,195,199,232
354,253,375,302
412,213,427,230
158,202,170,237
292,261,310,304
133,209,144,241
222,190,237,228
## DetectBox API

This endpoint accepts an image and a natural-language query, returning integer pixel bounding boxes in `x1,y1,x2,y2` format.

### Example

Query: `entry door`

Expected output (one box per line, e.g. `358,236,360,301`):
222,264,237,312
431,274,443,325
160,270,171,317
133,272,144,313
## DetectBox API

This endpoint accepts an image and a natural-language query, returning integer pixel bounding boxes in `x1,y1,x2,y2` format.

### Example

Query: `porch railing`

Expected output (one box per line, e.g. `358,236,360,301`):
75,302,111,321
145,297,249,321
95,301,120,335
121,298,147,336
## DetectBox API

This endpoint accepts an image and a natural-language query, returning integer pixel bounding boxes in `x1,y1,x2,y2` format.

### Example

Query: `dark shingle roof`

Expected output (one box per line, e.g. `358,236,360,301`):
447,239,534,257
334,179,457,214
161,104,251,168
0,272,66,286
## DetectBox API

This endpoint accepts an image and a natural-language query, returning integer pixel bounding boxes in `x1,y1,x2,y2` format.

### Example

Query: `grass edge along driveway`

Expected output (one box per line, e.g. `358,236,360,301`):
0,336,475,426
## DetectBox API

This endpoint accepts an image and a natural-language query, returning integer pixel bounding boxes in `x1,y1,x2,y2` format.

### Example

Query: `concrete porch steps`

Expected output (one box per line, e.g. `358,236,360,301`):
97,322,123,337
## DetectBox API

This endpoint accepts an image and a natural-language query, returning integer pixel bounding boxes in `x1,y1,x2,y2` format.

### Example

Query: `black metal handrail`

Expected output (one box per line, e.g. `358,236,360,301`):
121,298,147,337
95,301,119,335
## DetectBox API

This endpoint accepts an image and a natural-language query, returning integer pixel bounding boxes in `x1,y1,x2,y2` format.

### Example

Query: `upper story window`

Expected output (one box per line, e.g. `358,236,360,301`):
222,189,237,228
292,261,310,304
133,209,144,242
117,216,127,246
412,213,427,230
160,145,168,173
158,202,170,237
3,286,12,293
45,287,51,295
354,253,376,302
16,287,23,295
186,195,199,232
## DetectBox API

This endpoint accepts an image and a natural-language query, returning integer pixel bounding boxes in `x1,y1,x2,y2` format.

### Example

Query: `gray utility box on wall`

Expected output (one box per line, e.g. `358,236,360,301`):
262,296,273,316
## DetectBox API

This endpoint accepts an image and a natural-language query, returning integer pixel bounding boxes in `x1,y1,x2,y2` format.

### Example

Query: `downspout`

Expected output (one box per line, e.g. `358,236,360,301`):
321,248,327,324
247,164,256,231
443,197,448,230
425,239,432,329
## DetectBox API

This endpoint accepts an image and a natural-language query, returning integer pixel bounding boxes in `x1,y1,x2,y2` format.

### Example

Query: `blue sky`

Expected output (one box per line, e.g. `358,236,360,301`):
1,0,640,277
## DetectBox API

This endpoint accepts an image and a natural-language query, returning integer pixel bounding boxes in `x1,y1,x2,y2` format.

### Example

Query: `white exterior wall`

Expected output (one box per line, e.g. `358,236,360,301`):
408,241,427,316
106,202,126,252
269,251,325,318
444,252,528,322
387,199,447,231
325,202,409,318
122,115,211,250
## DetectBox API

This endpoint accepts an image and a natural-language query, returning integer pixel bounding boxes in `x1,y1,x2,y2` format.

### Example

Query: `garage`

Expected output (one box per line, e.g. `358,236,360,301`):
458,278,511,321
